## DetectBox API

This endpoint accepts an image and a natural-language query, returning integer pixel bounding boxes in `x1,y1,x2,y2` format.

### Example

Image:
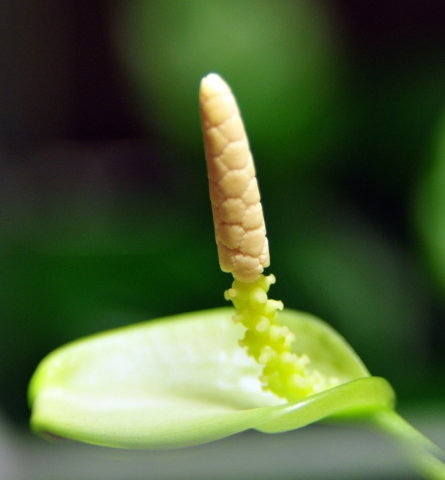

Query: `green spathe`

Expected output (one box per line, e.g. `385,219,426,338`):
29,307,393,449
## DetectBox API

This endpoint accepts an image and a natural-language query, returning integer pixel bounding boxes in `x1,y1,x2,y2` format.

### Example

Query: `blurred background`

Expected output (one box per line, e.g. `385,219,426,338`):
2,0,445,478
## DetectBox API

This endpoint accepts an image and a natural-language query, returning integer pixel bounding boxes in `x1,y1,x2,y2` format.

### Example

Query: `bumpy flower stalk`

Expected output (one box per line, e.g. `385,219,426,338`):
200,73,334,401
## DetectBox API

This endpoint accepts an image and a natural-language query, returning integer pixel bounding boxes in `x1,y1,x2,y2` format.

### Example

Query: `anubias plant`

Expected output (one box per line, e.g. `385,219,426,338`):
29,74,445,479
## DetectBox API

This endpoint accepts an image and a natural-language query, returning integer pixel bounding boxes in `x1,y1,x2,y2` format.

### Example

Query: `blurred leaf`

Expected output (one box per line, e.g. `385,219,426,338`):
268,183,428,395
113,0,347,173
416,111,445,295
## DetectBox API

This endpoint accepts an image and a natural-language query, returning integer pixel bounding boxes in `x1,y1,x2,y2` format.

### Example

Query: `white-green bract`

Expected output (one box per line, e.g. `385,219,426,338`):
28,308,445,479
29,307,389,448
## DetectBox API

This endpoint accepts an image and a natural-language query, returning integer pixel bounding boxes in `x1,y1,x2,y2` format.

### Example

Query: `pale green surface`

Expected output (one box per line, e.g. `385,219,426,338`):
29,308,394,449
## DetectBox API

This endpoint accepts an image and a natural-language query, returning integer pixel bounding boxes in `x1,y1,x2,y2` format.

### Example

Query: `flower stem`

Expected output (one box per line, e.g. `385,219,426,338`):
369,409,445,480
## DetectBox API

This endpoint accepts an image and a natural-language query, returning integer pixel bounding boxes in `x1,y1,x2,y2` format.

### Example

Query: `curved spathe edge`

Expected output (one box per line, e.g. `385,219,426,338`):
255,376,395,434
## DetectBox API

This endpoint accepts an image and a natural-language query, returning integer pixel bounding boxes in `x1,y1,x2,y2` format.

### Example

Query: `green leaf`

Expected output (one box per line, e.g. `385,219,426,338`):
29,307,394,449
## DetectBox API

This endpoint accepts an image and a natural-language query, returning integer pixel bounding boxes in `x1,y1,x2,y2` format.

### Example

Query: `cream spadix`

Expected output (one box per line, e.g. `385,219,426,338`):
200,73,269,283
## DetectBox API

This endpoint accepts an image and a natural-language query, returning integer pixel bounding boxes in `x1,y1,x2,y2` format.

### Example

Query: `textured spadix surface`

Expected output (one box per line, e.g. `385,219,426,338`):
200,73,269,282
29,308,394,449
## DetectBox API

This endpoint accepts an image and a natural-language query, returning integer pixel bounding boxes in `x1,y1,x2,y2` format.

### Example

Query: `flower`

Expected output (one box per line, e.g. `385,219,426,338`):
28,307,393,449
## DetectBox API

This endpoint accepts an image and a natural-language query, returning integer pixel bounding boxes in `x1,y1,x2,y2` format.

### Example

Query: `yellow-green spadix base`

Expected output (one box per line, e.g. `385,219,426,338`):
29,308,394,449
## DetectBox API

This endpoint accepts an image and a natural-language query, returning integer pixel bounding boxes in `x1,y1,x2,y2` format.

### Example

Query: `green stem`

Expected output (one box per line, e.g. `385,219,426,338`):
369,409,445,480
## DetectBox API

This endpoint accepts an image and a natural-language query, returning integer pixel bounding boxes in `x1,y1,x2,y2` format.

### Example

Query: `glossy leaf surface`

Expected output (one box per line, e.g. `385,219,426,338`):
29,308,394,449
